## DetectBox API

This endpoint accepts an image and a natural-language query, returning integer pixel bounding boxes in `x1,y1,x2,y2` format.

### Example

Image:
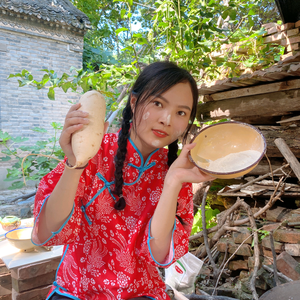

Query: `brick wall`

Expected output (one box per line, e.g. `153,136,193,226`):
0,13,85,189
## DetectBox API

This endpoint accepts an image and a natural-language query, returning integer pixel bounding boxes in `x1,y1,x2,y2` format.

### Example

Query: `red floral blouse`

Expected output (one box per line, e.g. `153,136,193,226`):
32,133,194,300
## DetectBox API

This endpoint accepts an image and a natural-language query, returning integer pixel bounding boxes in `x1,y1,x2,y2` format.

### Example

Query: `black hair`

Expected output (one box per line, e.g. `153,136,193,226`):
113,61,198,210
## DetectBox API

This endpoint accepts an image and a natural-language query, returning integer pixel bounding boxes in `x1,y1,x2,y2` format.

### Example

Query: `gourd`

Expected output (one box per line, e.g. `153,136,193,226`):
70,90,106,168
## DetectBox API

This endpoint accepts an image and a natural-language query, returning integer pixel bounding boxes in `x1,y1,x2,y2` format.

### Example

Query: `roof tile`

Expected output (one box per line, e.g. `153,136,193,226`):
0,0,91,30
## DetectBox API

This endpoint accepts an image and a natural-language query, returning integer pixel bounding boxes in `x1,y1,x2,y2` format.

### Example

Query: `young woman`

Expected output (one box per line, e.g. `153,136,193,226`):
32,61,213,300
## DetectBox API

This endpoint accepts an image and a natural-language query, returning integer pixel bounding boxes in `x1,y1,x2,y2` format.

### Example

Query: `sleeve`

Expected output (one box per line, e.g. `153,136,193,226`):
136,182,194,268
31,158,91,247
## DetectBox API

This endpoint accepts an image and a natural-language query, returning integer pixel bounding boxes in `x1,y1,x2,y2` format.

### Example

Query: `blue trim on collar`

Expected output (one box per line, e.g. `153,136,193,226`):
125,137,159,186
31,196,75,246
147,217,176,267
128,136,159,165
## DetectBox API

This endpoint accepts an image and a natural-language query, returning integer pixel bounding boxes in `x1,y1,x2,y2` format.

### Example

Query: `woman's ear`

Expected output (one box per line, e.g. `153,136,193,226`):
130,95,137,113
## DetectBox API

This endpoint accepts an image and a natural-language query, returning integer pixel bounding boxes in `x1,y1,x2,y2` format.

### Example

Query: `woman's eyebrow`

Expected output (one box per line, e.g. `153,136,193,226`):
157,95,192,111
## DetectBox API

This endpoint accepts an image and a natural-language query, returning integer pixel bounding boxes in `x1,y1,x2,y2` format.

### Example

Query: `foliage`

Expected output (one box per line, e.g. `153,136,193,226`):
253,0,280,29
7,0,285,119
70,0,155,68
9,0,284,91
5,0,284,188
0,123,64,190
191,204,220,236
250,228,270,247
7,64,139,102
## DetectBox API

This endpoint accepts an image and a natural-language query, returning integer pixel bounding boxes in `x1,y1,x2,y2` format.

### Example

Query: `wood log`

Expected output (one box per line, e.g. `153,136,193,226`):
258,126,300,158
197,89,300,121
232,115,284,125
202,78,300,102
274,138,300,181
247,158,290,176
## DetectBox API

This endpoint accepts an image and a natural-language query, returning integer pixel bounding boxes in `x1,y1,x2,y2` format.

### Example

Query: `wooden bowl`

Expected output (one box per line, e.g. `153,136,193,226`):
189,121,266,179
5,228,35,252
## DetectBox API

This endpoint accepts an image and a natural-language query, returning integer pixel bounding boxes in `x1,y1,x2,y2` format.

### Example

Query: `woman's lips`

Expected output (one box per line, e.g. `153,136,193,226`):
152,129,168,138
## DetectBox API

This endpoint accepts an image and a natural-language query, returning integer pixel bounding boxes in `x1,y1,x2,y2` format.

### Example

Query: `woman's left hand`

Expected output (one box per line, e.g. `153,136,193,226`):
165,143,215,186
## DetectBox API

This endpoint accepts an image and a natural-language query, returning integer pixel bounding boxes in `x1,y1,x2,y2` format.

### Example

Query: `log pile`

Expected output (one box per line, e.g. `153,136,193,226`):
191,21,300,300
263,21,300,61
196,76,300,178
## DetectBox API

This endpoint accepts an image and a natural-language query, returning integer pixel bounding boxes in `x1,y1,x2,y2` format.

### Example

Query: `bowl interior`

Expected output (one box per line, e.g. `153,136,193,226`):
6,227,32,240
5,228,35,251
190,122,266,176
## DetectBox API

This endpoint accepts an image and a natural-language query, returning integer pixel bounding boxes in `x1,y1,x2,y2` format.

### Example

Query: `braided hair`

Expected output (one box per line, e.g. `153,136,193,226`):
113,61,198,210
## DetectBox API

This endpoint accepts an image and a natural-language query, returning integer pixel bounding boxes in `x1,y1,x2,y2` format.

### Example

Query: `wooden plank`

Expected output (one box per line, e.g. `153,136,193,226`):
287,43,300,52
264,31,287,43
233,115,285,125
274,138,300,181
277,115,300,124
196,89,300,122
262,23,278,30
281,36,300,46
218,190,300,197
287,28,300,37
247,158,289,176
202,78,300,102
281,23,296,31
259,126,300,158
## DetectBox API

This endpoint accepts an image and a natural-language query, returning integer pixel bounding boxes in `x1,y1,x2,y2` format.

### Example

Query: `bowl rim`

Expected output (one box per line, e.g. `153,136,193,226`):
188,121,267,175
5,227,33,241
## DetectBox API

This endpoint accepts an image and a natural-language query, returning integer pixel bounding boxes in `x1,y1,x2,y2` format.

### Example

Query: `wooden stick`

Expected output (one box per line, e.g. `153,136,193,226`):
212,207,258,297
269,231,280,286
262,264,293,282
201,184,219,280
275,138,300,182
240,201,259,300
190,199,242,241
222,164,289,194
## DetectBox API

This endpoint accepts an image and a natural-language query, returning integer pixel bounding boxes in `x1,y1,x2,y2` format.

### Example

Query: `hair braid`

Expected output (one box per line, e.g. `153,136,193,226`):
113,102,132,210
168,140,187,225
167,139,178,167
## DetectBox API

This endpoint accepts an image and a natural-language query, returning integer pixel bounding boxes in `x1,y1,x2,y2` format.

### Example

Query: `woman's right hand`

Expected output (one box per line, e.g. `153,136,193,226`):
59,103,89,165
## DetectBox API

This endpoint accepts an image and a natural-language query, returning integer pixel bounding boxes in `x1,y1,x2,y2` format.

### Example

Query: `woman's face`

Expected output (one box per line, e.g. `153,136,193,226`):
130,81,193,159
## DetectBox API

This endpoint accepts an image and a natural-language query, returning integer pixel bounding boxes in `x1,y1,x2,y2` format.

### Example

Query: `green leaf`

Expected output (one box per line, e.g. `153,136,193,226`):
120,8,127,19
0,156,11,162
22,160,32,170
116,27,128,35
8,181,25,190
222,10,229,19
102,73,112,79
32,127,48,133
11,137,29,143
229,10,237,19
61,82,74,93
51,122,63,130
248,9,256,16
0,131,11,142
48,87,55,100
21,69,29,76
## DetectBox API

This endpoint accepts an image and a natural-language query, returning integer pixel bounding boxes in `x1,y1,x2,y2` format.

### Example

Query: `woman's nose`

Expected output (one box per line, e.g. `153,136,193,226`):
158,112,171,126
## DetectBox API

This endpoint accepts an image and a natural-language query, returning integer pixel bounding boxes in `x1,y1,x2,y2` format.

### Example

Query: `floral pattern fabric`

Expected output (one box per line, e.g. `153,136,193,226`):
32,133,194,300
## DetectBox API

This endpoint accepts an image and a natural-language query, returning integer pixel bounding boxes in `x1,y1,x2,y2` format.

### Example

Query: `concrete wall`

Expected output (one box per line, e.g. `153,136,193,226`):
0,13,85,190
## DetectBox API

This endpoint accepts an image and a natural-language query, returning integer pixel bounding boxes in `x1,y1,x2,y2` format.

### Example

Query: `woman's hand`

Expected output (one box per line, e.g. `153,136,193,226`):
165,143,215,186
59,103,89,165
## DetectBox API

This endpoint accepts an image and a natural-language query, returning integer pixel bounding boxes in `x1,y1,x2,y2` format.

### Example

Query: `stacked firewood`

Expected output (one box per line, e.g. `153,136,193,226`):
263,21,300,61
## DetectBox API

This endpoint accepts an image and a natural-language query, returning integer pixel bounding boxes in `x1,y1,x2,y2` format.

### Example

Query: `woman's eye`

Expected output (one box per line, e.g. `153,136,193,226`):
178,111,186,116
154,101,162,107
